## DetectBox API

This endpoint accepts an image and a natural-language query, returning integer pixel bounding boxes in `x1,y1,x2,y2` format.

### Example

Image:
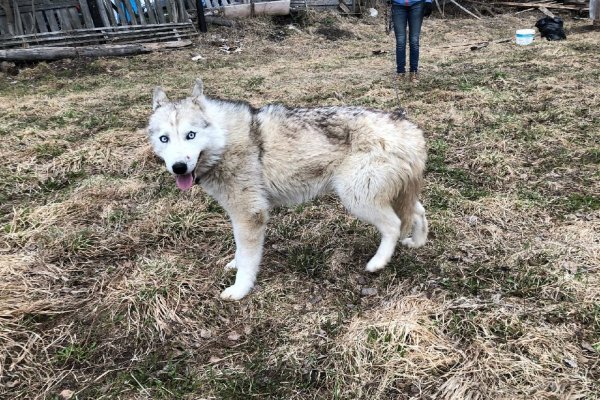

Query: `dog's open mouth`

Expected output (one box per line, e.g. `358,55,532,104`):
175,172,195,191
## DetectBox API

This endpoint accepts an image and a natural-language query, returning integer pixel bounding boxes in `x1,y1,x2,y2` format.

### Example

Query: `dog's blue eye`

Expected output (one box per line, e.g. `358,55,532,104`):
186,131,196,140
159,135,169,143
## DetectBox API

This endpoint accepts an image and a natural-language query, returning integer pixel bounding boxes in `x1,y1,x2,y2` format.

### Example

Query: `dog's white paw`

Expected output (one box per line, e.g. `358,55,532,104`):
224,259,237,271
220,284,252,301
365,257,387,273
401,238,422,248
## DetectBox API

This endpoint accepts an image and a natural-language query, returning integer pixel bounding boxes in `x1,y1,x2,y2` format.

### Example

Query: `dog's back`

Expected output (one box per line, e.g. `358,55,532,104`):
253,105,427,213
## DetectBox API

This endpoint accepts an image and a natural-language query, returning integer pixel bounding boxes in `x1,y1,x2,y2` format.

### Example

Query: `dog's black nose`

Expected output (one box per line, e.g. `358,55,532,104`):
172,162,188,175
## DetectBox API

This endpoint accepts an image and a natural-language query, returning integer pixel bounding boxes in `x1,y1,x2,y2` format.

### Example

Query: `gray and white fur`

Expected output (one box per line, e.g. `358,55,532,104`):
147,79,428,300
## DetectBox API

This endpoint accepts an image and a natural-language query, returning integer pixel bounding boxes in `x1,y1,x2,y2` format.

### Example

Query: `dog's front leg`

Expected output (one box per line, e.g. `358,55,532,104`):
220,211,267,300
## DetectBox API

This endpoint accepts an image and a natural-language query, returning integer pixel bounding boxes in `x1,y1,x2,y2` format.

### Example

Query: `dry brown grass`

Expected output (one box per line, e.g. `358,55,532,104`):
1,10,599,399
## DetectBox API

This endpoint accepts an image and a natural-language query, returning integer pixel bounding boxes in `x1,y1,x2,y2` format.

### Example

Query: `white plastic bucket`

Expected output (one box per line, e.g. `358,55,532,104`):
516,29,535,45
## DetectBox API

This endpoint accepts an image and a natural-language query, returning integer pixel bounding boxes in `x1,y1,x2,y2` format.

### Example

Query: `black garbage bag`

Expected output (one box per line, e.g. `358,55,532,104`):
535,17,567,41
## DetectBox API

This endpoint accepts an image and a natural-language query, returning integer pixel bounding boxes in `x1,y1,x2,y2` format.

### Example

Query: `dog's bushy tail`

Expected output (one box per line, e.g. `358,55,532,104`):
393,176,428,247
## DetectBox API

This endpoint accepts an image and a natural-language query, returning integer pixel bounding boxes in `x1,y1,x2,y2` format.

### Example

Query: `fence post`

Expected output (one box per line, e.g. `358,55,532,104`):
94,0,111,27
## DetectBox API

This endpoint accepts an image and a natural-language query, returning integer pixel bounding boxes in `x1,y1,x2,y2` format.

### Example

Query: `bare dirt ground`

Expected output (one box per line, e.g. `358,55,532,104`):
1,10,599,400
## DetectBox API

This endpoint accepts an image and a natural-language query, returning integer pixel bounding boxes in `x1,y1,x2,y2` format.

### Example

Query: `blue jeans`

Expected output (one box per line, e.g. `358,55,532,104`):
392,2,425,73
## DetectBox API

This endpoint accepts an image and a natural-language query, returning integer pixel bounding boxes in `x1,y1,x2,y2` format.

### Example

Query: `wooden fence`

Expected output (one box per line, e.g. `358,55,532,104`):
0,0,326,50
0,0,198,48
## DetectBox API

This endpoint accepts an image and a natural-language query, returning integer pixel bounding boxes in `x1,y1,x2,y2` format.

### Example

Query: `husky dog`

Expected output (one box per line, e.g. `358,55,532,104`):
147,79,428,300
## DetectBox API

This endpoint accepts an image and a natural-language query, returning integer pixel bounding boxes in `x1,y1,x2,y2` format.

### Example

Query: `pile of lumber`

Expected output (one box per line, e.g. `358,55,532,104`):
484,1,590,11
433,0,590,19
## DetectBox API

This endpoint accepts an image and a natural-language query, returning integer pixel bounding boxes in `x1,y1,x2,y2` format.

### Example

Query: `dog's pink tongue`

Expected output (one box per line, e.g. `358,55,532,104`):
175,174,194,191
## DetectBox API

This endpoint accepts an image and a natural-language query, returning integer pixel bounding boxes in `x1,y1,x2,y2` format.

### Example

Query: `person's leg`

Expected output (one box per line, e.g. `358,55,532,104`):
392,5,409,74
407,2,425,73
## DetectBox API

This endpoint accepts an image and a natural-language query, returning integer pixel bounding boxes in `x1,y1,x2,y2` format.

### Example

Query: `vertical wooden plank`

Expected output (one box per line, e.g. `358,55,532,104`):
68,7,83,28
78,0,96,28
11,0,24,35
173,0,181,20
591,0,600,23
27,12,39,33
21,13,35,34
56,9,67,30
19,12,29,34
154,0,166,23
173,0,180,21
103,0,119,26
132,0,146,24
0,16,6,35
95,0,112,27
46,10,59,31
142,0,157,24
122,0,138,25
114,0,128,25
164,0,175,23
183,0,196,11
58,9,73,30
2,1,15,36
176,0,187,22
35,11,48,32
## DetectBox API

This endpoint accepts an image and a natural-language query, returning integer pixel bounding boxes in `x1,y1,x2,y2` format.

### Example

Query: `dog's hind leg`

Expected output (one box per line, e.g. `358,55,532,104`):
346,204,401,273
224,259,237,271
401,201,428,248
220,210,268,301
390,174,428,248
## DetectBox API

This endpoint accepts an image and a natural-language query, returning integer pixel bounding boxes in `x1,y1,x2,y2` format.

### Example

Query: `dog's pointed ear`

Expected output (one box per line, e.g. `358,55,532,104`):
191,79,204,104
152,87,169,111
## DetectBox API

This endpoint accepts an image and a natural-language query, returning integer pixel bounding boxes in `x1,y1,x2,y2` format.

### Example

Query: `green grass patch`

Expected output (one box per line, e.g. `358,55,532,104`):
55,342,97,365
34,143,66,160
244,76,266,90
286,244,331,279
562,193,600,212
38,171,87,194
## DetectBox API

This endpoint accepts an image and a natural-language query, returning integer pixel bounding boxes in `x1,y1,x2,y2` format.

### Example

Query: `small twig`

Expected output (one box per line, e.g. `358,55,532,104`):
93,367,126,382
208,353,237,364
515,7,535,15
538,6,555,18
130,372,151,397
440,37,511,49
471,37,512,50
449,0,482,19
470,2,484,18
434,0,444,17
